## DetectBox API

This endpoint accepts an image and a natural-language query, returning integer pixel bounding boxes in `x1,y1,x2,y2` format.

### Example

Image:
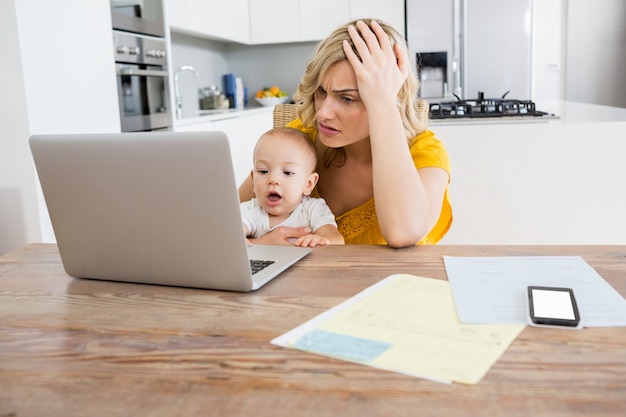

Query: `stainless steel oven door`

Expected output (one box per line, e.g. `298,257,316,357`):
111,0,165,38
116,64,171,132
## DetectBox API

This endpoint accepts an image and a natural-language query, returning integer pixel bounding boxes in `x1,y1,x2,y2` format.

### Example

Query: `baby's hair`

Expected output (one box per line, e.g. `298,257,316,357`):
255,127,317,170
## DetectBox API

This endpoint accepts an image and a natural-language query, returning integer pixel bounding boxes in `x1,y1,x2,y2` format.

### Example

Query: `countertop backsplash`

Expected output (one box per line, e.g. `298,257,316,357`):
170,32,316,117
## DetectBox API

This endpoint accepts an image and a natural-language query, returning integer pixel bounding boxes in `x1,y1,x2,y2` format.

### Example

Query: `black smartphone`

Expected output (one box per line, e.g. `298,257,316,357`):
527,286,580,327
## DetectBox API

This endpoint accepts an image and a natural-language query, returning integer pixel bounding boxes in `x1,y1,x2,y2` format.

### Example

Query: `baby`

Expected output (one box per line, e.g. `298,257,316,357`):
241,127,344,247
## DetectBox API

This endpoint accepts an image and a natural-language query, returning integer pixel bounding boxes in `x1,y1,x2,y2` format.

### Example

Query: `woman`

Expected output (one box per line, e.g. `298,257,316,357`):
239,19,452,248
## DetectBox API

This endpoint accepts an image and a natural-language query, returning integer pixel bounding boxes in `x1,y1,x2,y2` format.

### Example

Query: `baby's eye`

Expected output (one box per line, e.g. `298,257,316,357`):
283,170,295,176
256,169,268,174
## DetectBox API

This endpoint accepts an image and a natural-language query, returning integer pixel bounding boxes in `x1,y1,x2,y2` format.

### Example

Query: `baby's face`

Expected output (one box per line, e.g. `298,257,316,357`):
252,134,317,218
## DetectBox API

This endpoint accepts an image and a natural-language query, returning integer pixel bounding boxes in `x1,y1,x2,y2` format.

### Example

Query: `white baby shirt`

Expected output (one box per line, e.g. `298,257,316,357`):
241,196,337,238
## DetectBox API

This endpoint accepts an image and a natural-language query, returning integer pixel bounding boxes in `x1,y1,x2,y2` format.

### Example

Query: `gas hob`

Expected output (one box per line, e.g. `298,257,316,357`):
429,92,557,121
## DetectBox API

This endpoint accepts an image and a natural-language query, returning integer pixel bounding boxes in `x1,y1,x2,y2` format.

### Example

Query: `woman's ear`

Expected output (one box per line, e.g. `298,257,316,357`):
303,172,319,196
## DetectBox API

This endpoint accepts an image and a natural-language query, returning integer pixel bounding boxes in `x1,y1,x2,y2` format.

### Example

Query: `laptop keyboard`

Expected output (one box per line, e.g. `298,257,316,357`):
250,259,275,275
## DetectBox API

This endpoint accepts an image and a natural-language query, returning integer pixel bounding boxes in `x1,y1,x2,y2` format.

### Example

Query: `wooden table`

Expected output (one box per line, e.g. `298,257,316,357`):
1,244,625,417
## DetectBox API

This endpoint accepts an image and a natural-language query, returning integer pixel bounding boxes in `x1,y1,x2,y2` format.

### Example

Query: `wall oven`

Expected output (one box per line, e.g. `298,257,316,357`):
111,0,165,38
113,30,171,132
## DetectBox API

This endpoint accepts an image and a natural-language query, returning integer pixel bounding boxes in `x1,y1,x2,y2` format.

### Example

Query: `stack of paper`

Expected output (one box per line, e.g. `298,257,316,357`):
272,274,525,385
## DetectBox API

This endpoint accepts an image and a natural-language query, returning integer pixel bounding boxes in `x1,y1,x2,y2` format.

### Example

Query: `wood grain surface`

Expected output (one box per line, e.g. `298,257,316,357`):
1,244,625,417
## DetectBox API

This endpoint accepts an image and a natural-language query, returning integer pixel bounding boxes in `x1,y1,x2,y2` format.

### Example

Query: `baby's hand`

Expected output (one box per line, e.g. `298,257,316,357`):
292,233,330,247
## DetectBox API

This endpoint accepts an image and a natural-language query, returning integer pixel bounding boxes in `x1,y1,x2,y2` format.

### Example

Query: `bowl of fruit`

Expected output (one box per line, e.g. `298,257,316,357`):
255,86,291,107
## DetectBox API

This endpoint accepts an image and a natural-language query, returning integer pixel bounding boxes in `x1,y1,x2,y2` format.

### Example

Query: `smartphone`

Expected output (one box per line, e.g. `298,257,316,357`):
527,286,580,327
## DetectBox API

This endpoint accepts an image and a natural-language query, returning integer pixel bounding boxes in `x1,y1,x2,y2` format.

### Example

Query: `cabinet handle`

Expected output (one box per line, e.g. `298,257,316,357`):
118,68,169,77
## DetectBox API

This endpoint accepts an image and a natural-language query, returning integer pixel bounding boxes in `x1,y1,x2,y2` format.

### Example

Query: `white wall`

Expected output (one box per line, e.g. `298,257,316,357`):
532,0,564,101
1,0,121,254
0,0,38,255
565,0,626,108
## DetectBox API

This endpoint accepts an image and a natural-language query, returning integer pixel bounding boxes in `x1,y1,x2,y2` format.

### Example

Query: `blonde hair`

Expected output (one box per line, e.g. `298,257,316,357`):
294,18,427,141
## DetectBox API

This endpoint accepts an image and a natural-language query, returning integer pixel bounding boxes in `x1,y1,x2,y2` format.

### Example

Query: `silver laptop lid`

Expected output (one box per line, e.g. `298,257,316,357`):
29,131,309,291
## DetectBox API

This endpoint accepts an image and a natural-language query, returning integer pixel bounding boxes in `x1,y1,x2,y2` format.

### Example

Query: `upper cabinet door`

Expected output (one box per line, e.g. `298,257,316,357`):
349,0,405,37
166,0,406,44
166,0,249,43
300,0,350,42
210,0,250,44
249,0,300,44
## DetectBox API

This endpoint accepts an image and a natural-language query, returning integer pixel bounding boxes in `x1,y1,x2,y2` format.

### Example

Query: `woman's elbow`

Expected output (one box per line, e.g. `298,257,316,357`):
384,222,434,248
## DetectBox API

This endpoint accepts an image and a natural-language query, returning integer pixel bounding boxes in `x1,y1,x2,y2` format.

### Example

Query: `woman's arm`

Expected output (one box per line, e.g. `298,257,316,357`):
238,173,255,203
344,21,448,248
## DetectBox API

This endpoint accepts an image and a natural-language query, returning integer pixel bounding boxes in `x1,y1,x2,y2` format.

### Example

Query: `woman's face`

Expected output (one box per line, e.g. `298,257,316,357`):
313,60,370,149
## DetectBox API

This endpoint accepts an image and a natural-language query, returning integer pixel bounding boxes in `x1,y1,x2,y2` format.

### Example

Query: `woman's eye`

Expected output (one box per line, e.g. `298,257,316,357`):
341,96,354,103
315,86,326,96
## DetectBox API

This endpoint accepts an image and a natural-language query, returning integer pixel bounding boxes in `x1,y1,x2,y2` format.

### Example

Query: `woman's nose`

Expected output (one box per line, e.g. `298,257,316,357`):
316,97,334,120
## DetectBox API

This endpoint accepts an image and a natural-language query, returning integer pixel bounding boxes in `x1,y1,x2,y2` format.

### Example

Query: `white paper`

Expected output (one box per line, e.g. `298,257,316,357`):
443,256,626,326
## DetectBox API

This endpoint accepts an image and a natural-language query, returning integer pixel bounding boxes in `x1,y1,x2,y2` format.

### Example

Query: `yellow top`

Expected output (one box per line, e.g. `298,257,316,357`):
288,119,453,245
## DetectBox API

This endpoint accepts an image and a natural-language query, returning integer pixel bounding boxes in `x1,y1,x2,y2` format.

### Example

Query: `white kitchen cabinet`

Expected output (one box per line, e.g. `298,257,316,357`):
211,0,250,44
166,0,249,43
349,0,405,37
175,111,273,186
299,0,350,42
249,0,405,44
168,0,405,45
249,0,300,44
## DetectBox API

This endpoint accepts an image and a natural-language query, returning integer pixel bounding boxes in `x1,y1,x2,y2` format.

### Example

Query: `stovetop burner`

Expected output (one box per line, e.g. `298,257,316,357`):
429,91,554,120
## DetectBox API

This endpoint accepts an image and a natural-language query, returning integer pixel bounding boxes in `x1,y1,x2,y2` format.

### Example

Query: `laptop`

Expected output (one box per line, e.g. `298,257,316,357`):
29,131,311,291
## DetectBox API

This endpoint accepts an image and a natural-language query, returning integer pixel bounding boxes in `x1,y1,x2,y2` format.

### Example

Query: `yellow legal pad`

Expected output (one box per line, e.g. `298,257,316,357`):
272,274,525,384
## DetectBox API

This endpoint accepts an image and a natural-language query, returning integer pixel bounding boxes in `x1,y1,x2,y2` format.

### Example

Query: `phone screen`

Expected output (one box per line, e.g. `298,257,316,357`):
528,286,580,327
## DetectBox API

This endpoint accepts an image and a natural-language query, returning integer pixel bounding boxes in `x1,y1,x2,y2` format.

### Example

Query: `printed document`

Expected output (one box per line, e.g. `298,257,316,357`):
443,256,626,326
272,274,524,385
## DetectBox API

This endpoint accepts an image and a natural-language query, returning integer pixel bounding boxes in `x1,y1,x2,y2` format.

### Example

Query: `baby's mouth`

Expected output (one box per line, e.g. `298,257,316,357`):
267,191,282,203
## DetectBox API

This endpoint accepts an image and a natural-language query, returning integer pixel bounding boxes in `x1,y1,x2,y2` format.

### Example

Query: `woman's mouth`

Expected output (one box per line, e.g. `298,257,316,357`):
318,122,339,136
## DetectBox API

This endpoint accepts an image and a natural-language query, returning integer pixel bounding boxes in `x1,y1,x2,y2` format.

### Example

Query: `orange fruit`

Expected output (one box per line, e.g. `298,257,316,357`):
269,86,280,96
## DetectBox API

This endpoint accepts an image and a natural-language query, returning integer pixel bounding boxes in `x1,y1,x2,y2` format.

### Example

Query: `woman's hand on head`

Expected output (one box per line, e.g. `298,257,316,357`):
247,226,313,246
343,20,409,108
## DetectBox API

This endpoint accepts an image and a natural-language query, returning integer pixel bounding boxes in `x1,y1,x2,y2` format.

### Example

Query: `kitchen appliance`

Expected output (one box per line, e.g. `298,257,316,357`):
110,0,165,38
429,91,556,121
407,0,532,102
113,30,171,131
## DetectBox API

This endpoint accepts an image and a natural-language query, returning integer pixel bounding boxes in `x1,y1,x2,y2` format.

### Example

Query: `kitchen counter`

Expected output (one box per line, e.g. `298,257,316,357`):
434,101,626,245
429,100,626,126
174,105,274,127
536,100,626,123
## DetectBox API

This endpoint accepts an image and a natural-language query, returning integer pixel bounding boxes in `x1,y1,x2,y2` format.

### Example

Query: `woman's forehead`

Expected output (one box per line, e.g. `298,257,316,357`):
320,61,357,89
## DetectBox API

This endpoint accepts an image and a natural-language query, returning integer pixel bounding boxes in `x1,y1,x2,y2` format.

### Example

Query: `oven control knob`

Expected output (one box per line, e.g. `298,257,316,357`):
116,45,129,55
128,46,140,55
146,49,167,58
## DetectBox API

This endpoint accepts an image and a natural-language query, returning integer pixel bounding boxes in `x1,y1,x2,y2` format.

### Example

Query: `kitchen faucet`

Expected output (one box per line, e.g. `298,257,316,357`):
174,65,199,119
